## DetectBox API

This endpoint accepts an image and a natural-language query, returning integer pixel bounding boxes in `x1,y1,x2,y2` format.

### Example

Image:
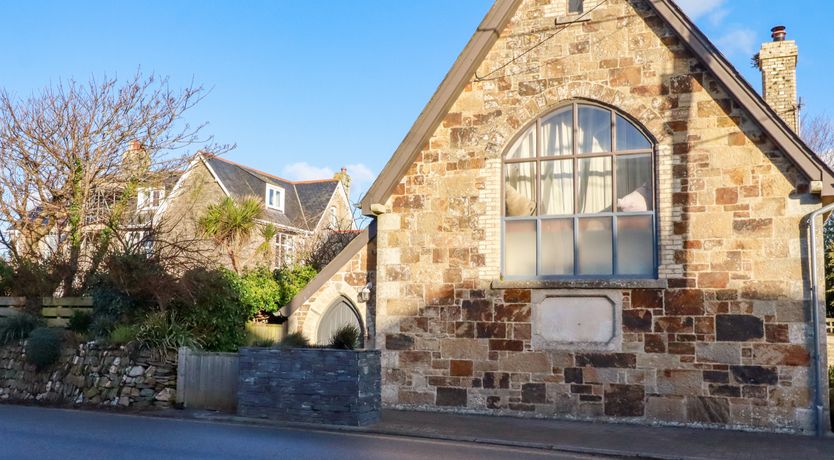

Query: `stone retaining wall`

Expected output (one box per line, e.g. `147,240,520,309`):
238,348,380,426
0,341,176,408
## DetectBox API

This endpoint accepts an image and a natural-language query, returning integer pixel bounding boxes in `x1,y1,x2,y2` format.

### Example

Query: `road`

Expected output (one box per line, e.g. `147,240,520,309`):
0,405,613,460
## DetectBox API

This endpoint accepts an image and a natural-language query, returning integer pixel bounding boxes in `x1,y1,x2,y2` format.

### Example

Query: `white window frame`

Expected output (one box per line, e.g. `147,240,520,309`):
274,232,294,268
330,206,338,229
137,187,165,211
126,230,154,257
265,184,285,212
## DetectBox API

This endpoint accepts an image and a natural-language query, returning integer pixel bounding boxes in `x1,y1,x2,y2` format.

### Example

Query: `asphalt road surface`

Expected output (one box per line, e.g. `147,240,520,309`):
0,404,614,460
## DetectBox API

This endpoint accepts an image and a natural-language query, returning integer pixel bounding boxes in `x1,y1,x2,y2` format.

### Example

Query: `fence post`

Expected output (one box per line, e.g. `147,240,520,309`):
177,347,188,407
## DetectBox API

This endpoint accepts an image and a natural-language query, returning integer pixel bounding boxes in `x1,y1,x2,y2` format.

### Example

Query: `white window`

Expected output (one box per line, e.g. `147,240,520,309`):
137,188,165,211
274,233,294,268
265,185,285,212
330,206,338,229
126,230,153,257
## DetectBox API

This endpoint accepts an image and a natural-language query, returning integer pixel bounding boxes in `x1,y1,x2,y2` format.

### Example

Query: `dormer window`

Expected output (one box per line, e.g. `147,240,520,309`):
137,188,165,211
266,184,285,212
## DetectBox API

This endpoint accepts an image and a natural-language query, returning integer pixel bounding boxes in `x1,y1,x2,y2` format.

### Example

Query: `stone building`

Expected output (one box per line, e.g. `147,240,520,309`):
151,153,355,271
287,0,832,434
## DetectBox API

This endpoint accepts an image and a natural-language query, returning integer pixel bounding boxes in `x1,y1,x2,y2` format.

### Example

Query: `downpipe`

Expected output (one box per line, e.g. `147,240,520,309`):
805,201,834,437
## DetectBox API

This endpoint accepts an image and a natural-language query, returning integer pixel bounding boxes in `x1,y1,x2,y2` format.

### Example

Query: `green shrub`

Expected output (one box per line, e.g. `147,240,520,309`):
229,268,282,317
175,268,249,352
67,310,93,335
0,313,44,345
87,252,179,326
6,259,65,302
89,315,116,339
136,311,201,355
274,264,317,307
108,324,138,346
279,331,310,349
0,259,13,296
329,325,361,350
25,327,63,369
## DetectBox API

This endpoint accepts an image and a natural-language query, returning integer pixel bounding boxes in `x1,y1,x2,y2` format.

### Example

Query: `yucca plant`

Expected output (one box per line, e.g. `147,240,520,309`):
329,325,361,350
0,313,44,345
198,196,266,273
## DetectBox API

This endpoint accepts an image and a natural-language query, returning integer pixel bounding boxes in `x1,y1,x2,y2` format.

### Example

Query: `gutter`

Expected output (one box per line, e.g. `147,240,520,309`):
805,201,834,437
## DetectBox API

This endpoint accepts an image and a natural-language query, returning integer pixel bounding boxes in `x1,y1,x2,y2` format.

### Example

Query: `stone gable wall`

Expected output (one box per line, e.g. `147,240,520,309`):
370,0,825,433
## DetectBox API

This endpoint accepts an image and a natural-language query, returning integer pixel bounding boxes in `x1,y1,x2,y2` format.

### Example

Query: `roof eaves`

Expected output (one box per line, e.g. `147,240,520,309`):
648,0,834,195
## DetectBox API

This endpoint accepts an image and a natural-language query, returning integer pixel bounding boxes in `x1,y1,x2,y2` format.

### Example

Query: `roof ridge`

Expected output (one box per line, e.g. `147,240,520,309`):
357,0,834,210
204,154,337,185
293,182,309,231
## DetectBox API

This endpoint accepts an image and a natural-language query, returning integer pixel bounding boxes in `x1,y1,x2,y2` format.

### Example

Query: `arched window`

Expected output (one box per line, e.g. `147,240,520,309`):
503,102,655,279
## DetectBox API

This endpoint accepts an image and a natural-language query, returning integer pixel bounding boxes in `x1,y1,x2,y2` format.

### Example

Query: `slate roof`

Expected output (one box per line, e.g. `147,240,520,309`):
203,155,340,232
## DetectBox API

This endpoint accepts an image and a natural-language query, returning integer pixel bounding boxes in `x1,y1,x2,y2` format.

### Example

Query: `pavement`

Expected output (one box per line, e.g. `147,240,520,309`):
0,404,601,460
172,407,834,460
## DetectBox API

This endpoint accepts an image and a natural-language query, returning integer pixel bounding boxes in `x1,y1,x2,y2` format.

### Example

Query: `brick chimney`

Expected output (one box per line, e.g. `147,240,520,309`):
758,26,799,131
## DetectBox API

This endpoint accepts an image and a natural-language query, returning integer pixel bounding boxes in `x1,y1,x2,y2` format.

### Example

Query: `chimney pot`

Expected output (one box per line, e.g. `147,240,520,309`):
341,167,347,173
129,140,142,151
771,25,787,41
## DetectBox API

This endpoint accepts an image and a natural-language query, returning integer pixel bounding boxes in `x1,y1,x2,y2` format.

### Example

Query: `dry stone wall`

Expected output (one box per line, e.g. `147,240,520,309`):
0,341,176,409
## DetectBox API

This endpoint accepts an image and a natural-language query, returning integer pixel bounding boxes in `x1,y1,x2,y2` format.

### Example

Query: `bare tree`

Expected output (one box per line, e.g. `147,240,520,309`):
0,71,229,295
801,112,834,167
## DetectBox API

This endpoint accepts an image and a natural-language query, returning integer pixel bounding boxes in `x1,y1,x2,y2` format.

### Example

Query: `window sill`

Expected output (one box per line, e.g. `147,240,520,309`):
491,279,667,290
555,15,591,25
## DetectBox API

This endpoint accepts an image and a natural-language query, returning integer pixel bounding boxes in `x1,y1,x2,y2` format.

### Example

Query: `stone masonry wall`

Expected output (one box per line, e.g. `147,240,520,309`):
370,0,825,433
238,348,381,426
290,237,376,346
0,341,176,409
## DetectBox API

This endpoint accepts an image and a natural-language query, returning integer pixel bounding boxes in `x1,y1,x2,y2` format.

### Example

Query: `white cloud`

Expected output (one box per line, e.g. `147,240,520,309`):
281,162,334,181
675,0,726,20
707,8,729,27
715,28,757,58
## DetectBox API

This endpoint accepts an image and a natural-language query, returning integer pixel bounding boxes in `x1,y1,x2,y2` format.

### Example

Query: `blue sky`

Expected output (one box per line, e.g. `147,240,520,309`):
2,1,832,202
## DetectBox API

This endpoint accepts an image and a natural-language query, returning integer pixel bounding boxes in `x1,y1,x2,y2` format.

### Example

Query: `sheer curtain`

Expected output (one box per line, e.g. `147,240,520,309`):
541,111,573,215
577,107,612,213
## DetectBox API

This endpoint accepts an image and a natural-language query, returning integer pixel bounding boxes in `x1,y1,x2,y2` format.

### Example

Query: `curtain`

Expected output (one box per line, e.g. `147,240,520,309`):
541,111,573,215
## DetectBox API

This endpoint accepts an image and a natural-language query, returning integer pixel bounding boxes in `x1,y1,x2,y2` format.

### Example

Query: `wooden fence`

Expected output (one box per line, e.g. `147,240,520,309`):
0,297,94,327
245,322,286,344
177,347,239,412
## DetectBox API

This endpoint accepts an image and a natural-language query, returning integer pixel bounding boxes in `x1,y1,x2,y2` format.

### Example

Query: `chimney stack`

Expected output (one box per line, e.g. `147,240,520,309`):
758,26,799,131
334,167,351,198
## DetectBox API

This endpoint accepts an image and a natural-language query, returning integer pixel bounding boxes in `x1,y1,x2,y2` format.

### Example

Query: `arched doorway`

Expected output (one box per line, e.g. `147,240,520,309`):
316,297,363,346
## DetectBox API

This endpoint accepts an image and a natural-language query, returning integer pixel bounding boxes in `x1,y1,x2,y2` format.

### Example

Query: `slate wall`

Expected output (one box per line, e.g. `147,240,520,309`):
237,348,380,426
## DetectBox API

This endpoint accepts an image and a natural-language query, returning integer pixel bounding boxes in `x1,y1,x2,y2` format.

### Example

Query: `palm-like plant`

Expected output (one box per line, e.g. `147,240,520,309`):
198,196,265,273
